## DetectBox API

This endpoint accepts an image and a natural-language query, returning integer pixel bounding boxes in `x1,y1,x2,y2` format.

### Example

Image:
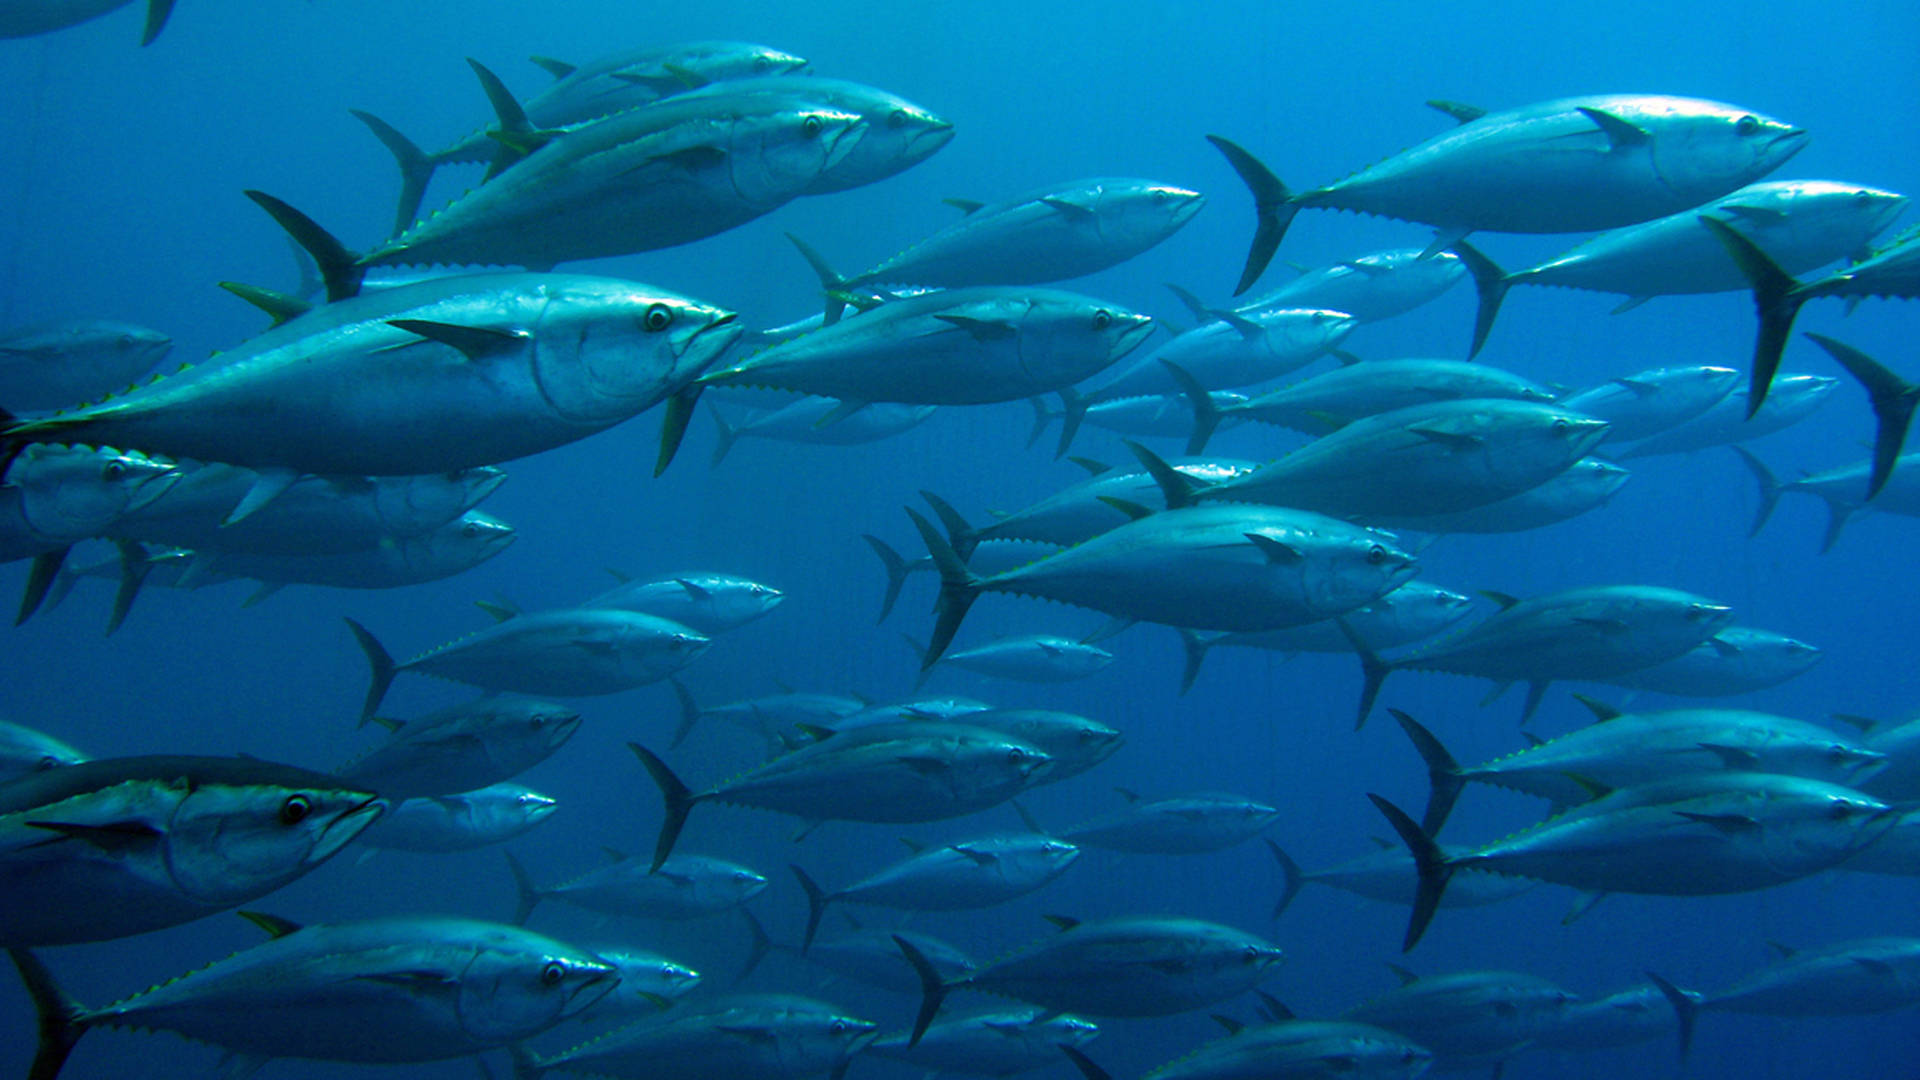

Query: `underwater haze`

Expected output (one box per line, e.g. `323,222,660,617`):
2,1,1917,1078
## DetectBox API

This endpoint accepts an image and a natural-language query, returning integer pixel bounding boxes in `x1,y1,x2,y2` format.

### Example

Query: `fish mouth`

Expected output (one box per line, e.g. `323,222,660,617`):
462,467,510,506
1768,128,1811,156
314,795,388,862
911,119,957,155
1169,191,1208,227
568,966,622,1016
679,311,745,367
1111,316,1157,359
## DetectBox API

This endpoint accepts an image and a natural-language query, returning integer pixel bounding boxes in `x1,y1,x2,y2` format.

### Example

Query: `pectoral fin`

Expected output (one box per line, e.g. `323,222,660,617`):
1674,811,1762,834
387,320,526,360
934,314,1019,342
23,818,163,850
1577,106,1651,149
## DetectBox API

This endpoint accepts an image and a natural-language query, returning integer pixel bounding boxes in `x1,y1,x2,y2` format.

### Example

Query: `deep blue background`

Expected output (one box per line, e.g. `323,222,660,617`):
2,1,1917,1077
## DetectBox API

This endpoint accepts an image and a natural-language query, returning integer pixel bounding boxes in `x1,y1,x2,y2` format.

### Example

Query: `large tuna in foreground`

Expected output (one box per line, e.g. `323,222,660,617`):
1210,94,1807,293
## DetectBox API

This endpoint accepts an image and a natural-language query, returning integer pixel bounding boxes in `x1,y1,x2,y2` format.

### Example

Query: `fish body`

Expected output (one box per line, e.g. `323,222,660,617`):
582,571,784,635
0,721,87,780
362,784,558,852
1558,365,1740,442
1092,309,1355,398
527,993,879,1080
963,457,1260,551
845,178,1206,289
1600,626,1822,697
0,755,383,946
365,95,870,270
916,916,1284,1024
933,503,1418,634
1512,179,1905,298
1701,938,1920,1016
703,287,1154,404
933,709,1123,783
815,833,1081,913
673,687,867,749
1063,791,1282,854
675,75,953,194
870,1008,1100,1075
1182,581,1475,693
1201,400,1610,519
0,0,168,42
1343,970,1577,1065
196,509,515,593
710,398,935,464
0,319,171,410
807,928,977,995
1271,841,1534,914
1141,1019,1436,1080
339,697,581,798
1223,358,1558,437
107,463,504,556
631,723,1053,869
1858,717,1920,801
3,273,742,476
1616,374,1836,457
1376,457,1629,534
14,915,616,1070
1239,248,1464,322
1068,391,1251,440
937,634,1115,682
516,851,766,921
352,608,709,715
1528,983,1694,1053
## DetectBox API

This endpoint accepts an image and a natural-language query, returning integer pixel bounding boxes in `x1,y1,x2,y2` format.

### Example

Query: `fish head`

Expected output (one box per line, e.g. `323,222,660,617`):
530,280,741,425
163,771,385,905
1640,98,1807,204
401,511,517,577
729,105,869,205
1762,373,1840,419
370,467,507,535
593,949,701,1007
796,82,952,193
1018,293,1155,387
677,573,785,630
1298,524,1419,619
479,699,583,766
1564,457,1633,503
676,41,812,83
618,615,712,681
9,444,181,540
1091,180,1208,246
455,931,620,1040
1046,1014,1101,1046
1768,787,1901,871
722,864,771,902
493,786,561,830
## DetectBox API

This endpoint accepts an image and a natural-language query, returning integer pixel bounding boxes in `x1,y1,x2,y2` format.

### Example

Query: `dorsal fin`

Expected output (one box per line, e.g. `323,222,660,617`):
1210,1014,1245,1035
243,190,365,302
1042,914,1080,932
1479,590,1520,610
1572,694,1622,722
942,197,985,215
1068,456,1110,477
219,281,313,327
1387,963,1420,986
527,55,576,80
237,910,302,938
1426,99,1486,124
1123,440,1202,510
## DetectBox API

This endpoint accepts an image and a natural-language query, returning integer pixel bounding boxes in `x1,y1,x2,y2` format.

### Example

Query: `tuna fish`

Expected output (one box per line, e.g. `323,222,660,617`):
1061,1018,1433,1080
1341,968,1577,1068
0,755,383,946
708,397,936,465
361,42,813,232
1348,584,1736,726
1179,581,1477,693
1455,179,1906,355
1392,704,1883,833
799,922,979,996
1651,938,1920,1058
792,832,1080,948
1737,446,1920,553
579,570,784,635
11,914,616,1076
0,319,171,410
1375,458,1630,535
1599,624,1823,696
1210,95,1807,293
507,849,766,923
870,1008,1100,1077
898,916,1285,1043
911,487,1418,667
0,199,744,479
1614,373,1836,457
1708,218,1920,413
358,74,873,271
674,75,954,194
568,948,701,1026
667,681,867,750
630,723,1053,869
337,697,582,796
1236,247,1465,322
1373,774,1895,950
1056,789,1283,854
515,993,878,1080
797,178,1203,297
1268,839,1534,918
360,784,558,853
928,709,1123,784
1555,365,1741,442
345,608,710,721
1528,982,1696,1054
925,634,1115,683
1200,356,1558,447
1086,307,1355,401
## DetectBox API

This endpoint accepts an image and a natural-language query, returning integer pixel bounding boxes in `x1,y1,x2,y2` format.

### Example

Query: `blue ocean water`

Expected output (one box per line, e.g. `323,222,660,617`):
1,0,1916,1077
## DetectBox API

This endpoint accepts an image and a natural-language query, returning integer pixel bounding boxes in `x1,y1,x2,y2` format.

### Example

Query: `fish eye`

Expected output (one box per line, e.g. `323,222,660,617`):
541,961,567,985
753,56,774,71
1240,946,1260,963
830,1019,849,1034
1829,801,1858,819
644,303,674,332
102,460,126,481
1366,544,1388,565
1552,417,1571,432
1735,115,1761,136
278,794,313,825
803,114,824,137
887,109,908,129
462,521,483,537
1091,309,1113,331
